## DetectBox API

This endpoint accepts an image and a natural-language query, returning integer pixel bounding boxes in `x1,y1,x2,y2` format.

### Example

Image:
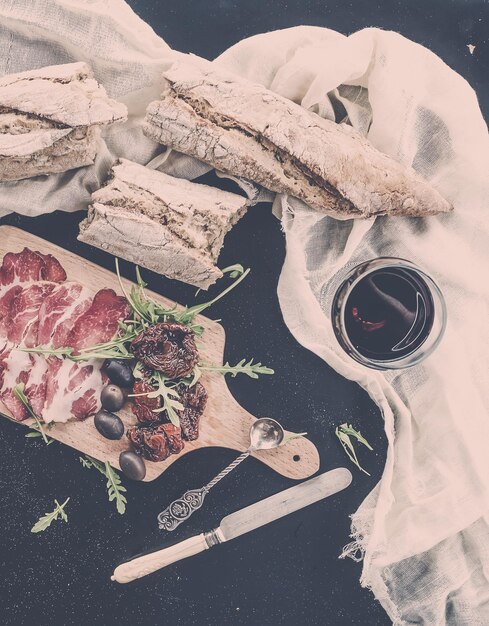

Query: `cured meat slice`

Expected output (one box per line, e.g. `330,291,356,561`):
7,282,57,347
0,344,48,421
65,288,130,352
0,248,66,286
0,285,22,339
37,282,93,348
42,357,103,423
0,342,29,420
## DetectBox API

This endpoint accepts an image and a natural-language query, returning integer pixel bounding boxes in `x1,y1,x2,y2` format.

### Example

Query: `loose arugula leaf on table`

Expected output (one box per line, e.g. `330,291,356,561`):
199,358,274,379
13,383,53,445
106,463,128,515
335,423,373,476
221,264,245,279
80,456,127,514
31,498,70,533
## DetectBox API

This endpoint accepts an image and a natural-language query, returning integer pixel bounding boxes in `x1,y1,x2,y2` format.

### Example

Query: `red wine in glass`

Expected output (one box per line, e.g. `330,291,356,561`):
332,259,446,369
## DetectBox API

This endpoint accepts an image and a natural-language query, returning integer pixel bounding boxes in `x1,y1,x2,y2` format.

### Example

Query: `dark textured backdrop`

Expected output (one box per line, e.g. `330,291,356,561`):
0,1,487,625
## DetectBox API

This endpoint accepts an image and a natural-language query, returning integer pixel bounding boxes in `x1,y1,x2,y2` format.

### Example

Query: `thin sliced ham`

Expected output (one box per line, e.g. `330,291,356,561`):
65,288,130,352
42,357,103,424
37,282,93,348
7,282,57,347
0,343,30,420
0,285,22,338
0,247,66,286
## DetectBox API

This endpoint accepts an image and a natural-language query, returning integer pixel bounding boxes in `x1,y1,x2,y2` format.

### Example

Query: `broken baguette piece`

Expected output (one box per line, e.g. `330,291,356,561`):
78,159,248,289
143,60,452,220
0,62,127,181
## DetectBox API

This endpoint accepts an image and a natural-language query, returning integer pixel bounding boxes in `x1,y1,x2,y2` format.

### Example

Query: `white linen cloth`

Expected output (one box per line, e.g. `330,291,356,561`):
1,2,489,624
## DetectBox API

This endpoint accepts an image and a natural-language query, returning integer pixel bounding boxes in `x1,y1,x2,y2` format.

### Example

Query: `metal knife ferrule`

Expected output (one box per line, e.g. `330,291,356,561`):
204,527,225,548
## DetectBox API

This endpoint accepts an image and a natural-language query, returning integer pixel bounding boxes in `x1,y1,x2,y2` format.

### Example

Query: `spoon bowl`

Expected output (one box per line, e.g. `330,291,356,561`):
250,418,284,451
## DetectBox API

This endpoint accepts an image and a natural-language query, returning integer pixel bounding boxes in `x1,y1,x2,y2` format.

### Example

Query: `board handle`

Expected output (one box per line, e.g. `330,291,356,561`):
111,533,209,583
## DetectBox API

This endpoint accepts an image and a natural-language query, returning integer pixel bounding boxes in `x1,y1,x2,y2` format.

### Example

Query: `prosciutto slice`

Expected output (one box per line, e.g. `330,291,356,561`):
0,345,48,420
42,357,103,424
65,288,130,352
0,248,66,286
0,285,22,338
7,282,57,347
41,288,130,422
37,282,93,348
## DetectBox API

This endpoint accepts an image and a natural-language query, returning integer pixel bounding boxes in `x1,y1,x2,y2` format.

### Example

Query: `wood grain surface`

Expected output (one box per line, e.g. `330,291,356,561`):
0,226,320,481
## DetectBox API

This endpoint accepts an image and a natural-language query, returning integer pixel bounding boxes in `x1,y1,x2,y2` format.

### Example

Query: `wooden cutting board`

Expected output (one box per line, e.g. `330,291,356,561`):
0,226,320,481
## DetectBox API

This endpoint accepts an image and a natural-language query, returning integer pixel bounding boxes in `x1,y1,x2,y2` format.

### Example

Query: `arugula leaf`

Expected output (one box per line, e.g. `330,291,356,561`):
131,372,184,426
221,264,245,279
80,456,127,514
335,423,373,476
281,431,308,446
13,384,52,445
105,463,128,515
31,498,70,533
199,359,274,379
22,325,137,362
175,268,250,325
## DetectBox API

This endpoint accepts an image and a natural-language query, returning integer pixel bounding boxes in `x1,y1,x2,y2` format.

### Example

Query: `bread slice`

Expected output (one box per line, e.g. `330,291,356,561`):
0,62,127,181
78,159,248,289
143,60,452,220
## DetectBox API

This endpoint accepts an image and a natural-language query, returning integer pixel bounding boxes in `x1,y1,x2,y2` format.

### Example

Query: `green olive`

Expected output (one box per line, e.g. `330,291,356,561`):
101,384,125,412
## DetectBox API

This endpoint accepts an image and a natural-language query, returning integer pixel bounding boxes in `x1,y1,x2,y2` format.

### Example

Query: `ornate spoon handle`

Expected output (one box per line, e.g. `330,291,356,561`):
157,450,251,531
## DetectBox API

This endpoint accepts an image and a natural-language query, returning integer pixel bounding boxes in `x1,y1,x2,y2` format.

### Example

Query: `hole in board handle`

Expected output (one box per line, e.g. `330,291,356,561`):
293,455,301,462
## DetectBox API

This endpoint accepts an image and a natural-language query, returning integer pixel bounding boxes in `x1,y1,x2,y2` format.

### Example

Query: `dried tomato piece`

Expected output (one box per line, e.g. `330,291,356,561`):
164,423,185,455
176,382,208,441
130,322,198,378
131,380,161,424
127,422,184,462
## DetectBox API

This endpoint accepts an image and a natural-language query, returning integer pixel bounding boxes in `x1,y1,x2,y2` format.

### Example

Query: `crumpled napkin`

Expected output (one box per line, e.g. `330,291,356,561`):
1,2,489,624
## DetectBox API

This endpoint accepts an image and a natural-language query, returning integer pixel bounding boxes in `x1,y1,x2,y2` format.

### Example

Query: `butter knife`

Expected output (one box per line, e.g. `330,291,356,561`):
111,467,352,583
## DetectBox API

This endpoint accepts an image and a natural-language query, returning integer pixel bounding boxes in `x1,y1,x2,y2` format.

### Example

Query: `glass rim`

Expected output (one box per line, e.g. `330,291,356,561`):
332,257,447,370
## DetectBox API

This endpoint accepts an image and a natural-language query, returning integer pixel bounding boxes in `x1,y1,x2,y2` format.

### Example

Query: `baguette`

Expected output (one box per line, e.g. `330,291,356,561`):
0,62,127,181
144,61,451,219
78,159,247,289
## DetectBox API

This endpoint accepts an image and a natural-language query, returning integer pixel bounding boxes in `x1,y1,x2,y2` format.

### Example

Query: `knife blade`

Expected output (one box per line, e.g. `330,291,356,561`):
111,467,352,584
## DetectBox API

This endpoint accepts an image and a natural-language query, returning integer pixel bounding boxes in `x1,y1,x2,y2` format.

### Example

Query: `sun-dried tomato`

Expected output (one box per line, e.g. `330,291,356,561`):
131,380,161,424
130,322,198,378
127,422,184,462
176,382,208,441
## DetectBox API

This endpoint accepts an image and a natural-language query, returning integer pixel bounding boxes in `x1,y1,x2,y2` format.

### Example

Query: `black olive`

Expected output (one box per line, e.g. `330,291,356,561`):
119,450,146,481
94,409,125,440
103,359,135,388
101,384,126,412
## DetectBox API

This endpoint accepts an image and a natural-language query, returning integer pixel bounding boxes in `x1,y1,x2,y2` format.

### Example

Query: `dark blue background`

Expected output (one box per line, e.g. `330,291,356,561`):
0,1,487,625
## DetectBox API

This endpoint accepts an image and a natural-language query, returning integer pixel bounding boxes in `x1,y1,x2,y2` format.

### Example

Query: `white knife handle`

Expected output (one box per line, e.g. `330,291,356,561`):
111,533,209,584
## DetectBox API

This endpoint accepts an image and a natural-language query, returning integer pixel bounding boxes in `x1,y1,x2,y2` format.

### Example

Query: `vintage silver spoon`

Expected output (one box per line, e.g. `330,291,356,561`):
157,417,285,531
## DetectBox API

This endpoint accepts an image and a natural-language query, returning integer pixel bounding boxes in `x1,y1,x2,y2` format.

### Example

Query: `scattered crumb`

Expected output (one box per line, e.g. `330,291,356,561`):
467,44,476,55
